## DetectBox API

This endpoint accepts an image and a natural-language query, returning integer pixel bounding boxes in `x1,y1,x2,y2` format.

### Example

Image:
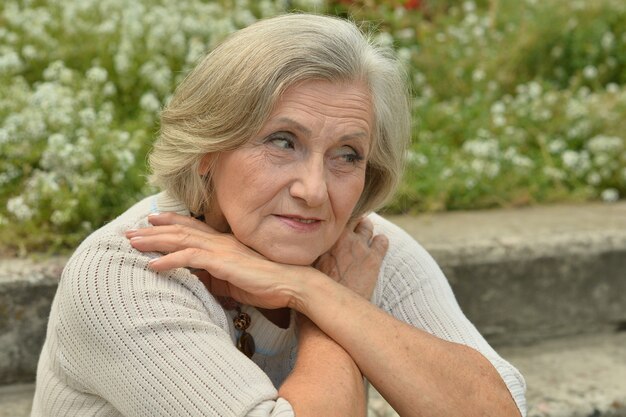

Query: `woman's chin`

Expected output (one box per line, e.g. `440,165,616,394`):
260,249,319,266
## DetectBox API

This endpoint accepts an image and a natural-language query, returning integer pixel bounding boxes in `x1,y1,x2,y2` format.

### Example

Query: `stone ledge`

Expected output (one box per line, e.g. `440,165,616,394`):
3,332,625,417
387,201,626,346
1,202,625,385
0,257,65,385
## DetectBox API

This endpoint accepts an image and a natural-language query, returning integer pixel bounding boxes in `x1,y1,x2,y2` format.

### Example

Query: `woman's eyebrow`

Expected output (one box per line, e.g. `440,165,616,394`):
273,117,370,143
274,117,311,136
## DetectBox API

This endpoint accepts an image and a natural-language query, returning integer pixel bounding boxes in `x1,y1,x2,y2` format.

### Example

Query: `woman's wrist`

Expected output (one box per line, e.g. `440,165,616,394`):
287,267,338,316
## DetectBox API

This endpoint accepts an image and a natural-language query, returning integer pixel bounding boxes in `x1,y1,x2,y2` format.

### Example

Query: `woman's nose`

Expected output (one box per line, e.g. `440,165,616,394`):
289,157,328,207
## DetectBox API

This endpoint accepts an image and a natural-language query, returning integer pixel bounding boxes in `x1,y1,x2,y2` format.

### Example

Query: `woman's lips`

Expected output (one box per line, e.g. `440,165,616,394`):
274,214,322,231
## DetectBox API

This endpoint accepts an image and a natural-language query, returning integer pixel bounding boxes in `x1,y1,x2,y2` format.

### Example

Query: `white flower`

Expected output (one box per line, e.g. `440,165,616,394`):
601,188,619,203
7,196,34,221
561,150,591,173
397,48,412,63
490,101,505,114
548,139,566,154
375,32,394,48
293,0,324,9
583,65,598,79
463,1,476,13
413,71,426,86
601,32,615,50
0,51,24,74
528,82,542,99
606,83,620,94
234,9,256,27
86,66,108,83
492,114,506,127
22,45,38,59
0,128,9,145
79,108,97,126
544,166,566,180
462,138,499,158
115,149,136,171
586,171,601,185
42,61,74,83
587,135,623,154
139,92,161,113
51,209,71,226
396,28,415,40
512,155,533,169
103,82,117,97
472,69,485,82
186,37,207,65
114,51,131,74
551,46,563,59
406,150,428,167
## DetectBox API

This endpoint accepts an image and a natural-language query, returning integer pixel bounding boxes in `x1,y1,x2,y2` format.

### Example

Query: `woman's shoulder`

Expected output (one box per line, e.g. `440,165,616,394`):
70,194,156,257
367,212,433,262
367,212,449,302
56,193,228,329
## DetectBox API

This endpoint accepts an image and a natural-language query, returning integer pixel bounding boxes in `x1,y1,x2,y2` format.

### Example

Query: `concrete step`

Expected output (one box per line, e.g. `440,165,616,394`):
0,383,33,417
1,201,625,386
3,332,624,417
386,201,626,346
499,332,626,417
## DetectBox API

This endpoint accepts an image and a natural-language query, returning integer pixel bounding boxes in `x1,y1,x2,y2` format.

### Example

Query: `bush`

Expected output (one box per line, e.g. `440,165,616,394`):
1,0,625,253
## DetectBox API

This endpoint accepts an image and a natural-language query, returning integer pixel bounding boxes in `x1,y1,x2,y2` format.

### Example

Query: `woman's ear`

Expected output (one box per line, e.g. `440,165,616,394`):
198,153,215,176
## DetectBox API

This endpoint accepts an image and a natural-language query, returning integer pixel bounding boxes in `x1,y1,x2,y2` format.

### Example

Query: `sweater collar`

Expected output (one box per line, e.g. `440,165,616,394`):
155,191,190,216
155,191,298,353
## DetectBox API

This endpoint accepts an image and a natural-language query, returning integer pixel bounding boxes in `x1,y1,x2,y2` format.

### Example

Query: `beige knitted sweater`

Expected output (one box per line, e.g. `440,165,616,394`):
31,192,526,416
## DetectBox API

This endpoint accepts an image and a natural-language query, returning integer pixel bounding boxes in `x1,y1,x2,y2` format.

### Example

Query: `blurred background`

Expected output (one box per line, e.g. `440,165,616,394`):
1,0,625,255
1,1,625,416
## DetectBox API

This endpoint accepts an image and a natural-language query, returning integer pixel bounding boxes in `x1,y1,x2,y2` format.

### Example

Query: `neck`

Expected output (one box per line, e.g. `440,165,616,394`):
258,308,291,329
202,209,230,233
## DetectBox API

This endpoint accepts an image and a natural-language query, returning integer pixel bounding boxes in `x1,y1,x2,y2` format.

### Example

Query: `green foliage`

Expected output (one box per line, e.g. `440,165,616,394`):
1,0,625,253
338,0,626,213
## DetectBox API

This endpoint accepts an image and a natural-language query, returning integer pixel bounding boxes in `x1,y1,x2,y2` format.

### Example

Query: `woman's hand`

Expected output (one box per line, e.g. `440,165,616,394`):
314,217,388,300
126,212,310,310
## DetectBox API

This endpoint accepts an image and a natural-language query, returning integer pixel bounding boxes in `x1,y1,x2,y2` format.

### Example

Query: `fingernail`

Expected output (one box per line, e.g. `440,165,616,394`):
148,212,160,217
129,236,142,242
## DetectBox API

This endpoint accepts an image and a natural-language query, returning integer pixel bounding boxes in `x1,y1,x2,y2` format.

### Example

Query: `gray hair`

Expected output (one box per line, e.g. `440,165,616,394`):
149,13,411,217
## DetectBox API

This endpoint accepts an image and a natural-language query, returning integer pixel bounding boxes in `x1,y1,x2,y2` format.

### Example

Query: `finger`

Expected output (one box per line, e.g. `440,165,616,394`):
346,215,366,231
147,212,218,234
128,230,218,254
354,217,374,239
370,234,389,255
147,247,219,272
126,223,213,240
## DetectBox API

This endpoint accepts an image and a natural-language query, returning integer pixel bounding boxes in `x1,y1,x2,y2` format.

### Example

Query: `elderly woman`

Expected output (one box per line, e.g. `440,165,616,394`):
32,13,526,417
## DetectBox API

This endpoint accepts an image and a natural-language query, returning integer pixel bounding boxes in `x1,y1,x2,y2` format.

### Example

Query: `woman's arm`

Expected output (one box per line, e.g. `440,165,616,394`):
129,213,385,417
131,213,522,417
278,316,367,417
295,276,522,417
306,217,523,417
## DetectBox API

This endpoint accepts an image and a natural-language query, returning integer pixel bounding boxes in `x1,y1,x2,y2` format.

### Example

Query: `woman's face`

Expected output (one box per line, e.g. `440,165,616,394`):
204,80,373,265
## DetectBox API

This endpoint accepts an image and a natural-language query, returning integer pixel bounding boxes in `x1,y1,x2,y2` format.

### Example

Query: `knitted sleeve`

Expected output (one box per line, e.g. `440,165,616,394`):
54,231,294,417
370,213,527,417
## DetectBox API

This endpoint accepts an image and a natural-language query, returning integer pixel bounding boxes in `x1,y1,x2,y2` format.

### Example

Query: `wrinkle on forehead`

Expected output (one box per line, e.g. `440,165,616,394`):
269,80,373,137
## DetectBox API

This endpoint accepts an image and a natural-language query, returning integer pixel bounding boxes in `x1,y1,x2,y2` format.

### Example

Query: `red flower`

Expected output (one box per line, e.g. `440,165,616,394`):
404,0,422,9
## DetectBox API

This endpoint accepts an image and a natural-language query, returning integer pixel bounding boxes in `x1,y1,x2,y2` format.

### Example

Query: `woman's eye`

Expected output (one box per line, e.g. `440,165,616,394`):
336,147,364,164
267,133,295,150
